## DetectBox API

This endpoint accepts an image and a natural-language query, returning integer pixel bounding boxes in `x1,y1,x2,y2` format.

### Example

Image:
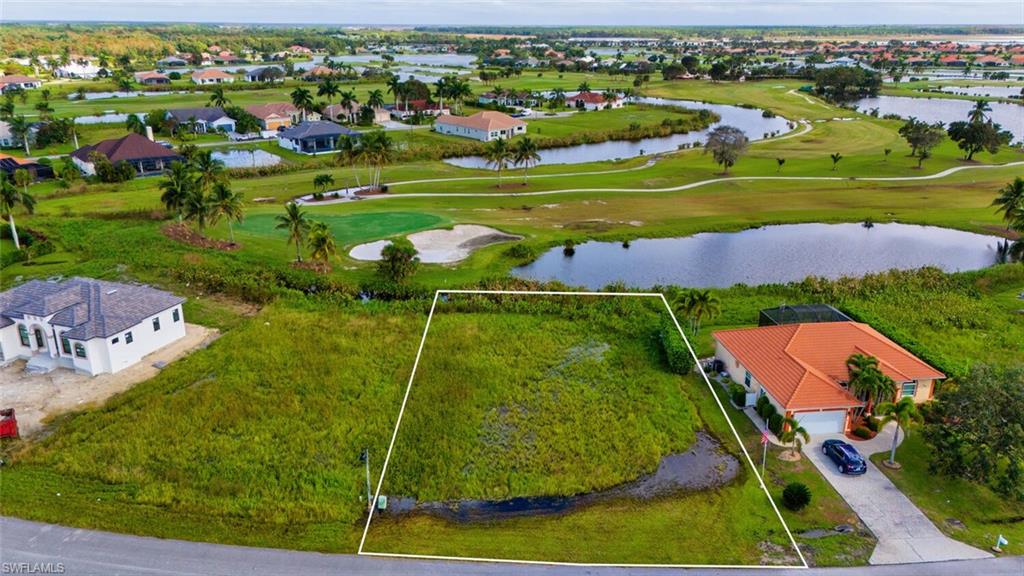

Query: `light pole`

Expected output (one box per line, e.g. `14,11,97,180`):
359,448,372,512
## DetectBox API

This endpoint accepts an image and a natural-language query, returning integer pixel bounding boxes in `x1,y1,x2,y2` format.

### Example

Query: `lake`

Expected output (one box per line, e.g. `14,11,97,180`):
211,149,282,168
935,85,1024,98
330,53,477,67
855,95,1024,141
512,223,1004,289
67,90,191,101
444,97,792,169
72,112,144,125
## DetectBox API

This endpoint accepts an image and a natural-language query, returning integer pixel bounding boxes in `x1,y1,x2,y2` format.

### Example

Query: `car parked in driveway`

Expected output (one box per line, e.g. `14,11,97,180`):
822,439,867,475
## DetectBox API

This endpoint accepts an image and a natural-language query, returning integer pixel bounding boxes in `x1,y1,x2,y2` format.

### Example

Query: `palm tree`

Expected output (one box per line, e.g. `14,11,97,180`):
334,135,363,189
338,90,357,121
449,78,472,113
208,87,231,108
183,186,212,230
159,161,195,222
385,74,402,106
367,89,386,110
0,172,35,249
306,220,337,263
830,152,843,171
992,177,1024,231
672,288,721,335
191,150,225,192
512,137,540,185
577,81,591,92
433,76,450,112
125,113,146,135
484,138,511,187
317,78,341,105
776,158,786,172
968,99,991,123
208,181,244,243
117,76,134,93
846,353,895,415
874,397,921,467
778,417,810,460
8,115,31,155
313,173,335,193
290,87,314,122
361,130,394,190
275,202,310,262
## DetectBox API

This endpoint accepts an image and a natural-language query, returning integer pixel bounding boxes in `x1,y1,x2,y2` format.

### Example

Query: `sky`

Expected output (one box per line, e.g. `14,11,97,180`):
1,0,1022,27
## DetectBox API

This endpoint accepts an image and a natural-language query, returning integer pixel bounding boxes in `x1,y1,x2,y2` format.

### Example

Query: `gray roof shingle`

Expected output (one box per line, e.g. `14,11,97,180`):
0,277,185,339
278,121,358,140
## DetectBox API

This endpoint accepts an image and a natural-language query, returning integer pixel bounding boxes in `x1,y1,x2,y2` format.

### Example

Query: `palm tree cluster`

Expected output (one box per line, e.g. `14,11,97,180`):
159,150,243,242
846,353,896,415
992,177,1024,262
483,137,541,187
333,131,395,191
433,76,473,114
273,202,337,266
671,288,721,335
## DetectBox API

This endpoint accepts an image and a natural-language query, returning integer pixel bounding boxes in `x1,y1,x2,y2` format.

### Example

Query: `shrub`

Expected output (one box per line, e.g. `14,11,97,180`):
503,243,537,261
755,394,771,415
768,413,784,436
660,323,694,375
864,416,880,432
852,426,873,439
782,482,812,511
758,399,778,420
729,382,746,407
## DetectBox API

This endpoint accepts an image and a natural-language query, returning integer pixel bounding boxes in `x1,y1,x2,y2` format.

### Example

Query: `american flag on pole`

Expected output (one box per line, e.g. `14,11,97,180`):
761,431,770,445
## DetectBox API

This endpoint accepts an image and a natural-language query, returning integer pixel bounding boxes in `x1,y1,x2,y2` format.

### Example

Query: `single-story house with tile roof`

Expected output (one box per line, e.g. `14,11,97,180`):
323,102,390,124
244,66,285,83
0,75,43,93
70,133,182,177
191,69,235,85
277,121,359,154
134,71,171,85
0,277,186,375
156,56,189,67
387,99,449,120
712,322,945,435
0,153,54,181
434,111,526,142
565,91,623,111
165,107,236,133
245,102,320,130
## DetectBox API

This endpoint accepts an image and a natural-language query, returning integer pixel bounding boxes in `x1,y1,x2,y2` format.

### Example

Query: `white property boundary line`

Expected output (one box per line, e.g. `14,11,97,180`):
357,289,809,570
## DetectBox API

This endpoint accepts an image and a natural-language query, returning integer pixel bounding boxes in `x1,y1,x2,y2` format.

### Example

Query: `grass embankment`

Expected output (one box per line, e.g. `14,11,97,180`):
870,432,1024,555
364,295,798,565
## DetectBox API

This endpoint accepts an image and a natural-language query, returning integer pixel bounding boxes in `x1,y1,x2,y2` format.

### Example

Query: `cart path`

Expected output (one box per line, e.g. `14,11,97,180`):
356,159,1024,200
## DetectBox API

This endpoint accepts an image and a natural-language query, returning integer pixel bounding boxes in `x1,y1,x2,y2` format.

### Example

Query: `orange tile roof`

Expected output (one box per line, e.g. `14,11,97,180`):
435,111,525,132
713,322,944,411
191,69,234,80
245,102,298,119
0,153,33,165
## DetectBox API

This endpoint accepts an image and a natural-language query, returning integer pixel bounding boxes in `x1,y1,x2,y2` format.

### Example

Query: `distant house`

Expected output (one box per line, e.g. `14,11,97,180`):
434,111,526,142
55,62,100,79
565,91,623,111
156,56,189,68
387,99,449,120
277,121,359,154
0,277,186,376
712,321,945,435
244,66,285,83
191,69,235,85
245,102,318,130
0,153,54,181
974,55,1008,67
134,71,171,85
478,90,538,108
302,66,336,80
0,121,14,148
288,45,313,55
70,133,182,177
939,55,967,67
0,75,42,93
165,107,236,133
323,102,389,124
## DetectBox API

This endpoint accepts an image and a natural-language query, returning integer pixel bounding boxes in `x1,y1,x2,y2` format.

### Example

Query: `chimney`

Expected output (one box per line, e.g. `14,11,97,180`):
145,125,154,142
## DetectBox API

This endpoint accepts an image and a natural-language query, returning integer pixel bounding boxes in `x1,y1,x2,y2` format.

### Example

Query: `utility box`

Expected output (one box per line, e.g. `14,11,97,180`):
376,495,388,511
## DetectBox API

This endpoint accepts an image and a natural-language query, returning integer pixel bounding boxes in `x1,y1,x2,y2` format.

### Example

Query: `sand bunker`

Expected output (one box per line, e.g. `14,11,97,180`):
349,225,522,264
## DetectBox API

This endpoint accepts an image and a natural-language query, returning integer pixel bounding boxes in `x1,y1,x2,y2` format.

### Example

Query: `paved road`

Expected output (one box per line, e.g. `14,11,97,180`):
2,517,1021,576
806,427,991,565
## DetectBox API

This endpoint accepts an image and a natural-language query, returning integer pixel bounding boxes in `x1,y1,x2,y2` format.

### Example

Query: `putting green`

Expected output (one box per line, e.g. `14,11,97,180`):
235,211,446,245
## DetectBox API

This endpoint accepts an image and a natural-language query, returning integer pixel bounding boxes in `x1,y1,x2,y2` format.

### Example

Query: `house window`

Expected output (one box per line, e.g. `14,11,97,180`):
172,308,180,322
18,325,30,347
901,382,917,398
34,328,44,348
74,343,87,358
744,371,752,387
61,335,71,354
125,332,133,344
111,337,119,345
153,317,161,332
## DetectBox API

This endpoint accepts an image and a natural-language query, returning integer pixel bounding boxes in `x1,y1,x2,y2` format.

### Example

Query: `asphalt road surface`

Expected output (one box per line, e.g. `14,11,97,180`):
2,517,1021,576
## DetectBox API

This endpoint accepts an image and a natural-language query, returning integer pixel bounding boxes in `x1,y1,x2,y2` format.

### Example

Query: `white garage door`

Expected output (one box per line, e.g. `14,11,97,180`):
794,410,846,435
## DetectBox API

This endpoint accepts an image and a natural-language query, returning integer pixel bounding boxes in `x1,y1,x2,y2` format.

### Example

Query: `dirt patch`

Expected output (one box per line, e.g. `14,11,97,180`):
291,260,331,274
0,323,218,438
162,223,240,251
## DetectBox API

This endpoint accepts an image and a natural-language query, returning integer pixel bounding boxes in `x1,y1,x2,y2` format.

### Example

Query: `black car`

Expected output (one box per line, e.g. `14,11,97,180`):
822,439,868,475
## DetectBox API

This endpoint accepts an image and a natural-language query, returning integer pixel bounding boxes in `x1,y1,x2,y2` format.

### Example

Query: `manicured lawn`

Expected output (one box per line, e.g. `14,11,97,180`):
870,432,1023,555
233,211,447,246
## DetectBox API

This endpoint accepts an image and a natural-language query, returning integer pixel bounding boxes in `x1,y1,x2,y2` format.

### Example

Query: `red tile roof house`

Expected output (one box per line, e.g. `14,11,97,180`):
566,91,623,111
974,55,1009,67
190,69,235,85
434,111,526,142
0,75,43,93
70,133,182,177
712,322,944,435
133,71,171,85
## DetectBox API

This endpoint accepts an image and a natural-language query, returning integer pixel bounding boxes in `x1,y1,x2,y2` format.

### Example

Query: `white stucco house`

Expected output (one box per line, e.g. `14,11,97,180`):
434,111,527,142
0,277,187,376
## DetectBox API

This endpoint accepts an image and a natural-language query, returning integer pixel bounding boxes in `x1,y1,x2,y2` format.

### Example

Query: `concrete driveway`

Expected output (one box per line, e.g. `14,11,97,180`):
806,425,991,565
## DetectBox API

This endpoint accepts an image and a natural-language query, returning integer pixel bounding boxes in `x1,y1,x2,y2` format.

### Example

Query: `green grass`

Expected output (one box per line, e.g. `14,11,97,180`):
870,432,1024,555
234,211,447,245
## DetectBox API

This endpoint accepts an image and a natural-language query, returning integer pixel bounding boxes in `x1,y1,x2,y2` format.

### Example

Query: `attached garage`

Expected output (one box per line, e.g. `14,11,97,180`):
792,410,848,435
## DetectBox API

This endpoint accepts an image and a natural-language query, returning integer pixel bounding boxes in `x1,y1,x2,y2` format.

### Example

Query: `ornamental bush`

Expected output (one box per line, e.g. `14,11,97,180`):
782,482,812,511
768,413,784,436
729,382,747,407
660,323,694,375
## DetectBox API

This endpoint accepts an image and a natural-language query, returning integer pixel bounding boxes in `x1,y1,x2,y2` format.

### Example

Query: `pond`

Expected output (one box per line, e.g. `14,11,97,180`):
855,95,1024,142
512,223,1005,289
72,112,144,125
330,53,477,67
67,90,191,101
210,149,282,168
935,85,1024,98
444,97,792,169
